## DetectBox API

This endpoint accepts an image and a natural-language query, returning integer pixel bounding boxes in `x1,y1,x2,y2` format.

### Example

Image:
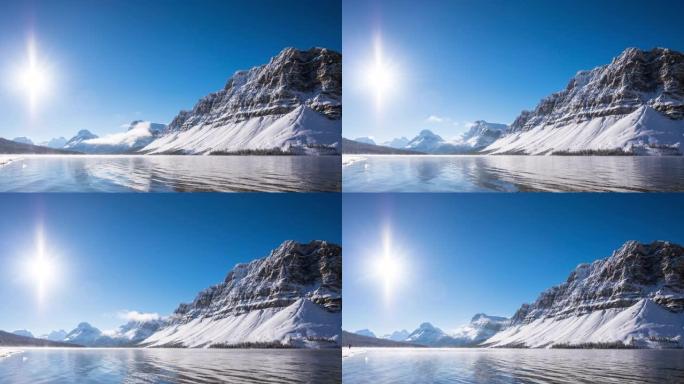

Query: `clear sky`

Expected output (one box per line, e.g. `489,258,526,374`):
0,194,341,336
343,0,684,143
0,0,341,143
343,193,684,336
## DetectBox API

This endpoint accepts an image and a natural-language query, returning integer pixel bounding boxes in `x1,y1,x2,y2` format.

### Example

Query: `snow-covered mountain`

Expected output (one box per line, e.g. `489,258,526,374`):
353,137,376,145
64,130,99,150
12,329,33,338
39,329,67,341
61,319,163,347
63,322,107,346
40,137,67,149
405,322,458,346
354,329,376,338
142,240,342,348
12,137,33,145
63,121,166,154
453,121,507,150
381,137,410,149
486,241,684,348
403,122,507,154
142,47,341,155
405,130,449,153
450,314,508,346
382,329,410,341
486,48,684,155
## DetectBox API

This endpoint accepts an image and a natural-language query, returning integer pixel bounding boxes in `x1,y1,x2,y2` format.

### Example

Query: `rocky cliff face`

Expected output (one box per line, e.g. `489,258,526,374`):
167,47,340,130
143,240,342,348
510,48,684,132
512,241,684,324
171,240,341,321
487,241,684,348
143,47,341,154
487,48,684,155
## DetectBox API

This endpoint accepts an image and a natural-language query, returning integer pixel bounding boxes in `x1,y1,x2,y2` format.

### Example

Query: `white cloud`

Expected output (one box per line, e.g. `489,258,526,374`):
426,115,445,123
118,310,160,322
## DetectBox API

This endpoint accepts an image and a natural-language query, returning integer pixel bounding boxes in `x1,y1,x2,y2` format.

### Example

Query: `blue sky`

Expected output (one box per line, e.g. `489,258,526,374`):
343,193,684,336
343,0,684,143
0,194,341,336
0,0,341,143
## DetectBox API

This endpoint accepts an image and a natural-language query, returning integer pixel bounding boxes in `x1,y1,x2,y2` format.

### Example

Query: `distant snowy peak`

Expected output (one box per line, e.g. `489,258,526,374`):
353,137,376,145
142,240,342,348
456,121,507,149
382,329,410,342
405,130,446,153
381,137,410,149
64,322,103,346
486,240,684,348
144,47,341,155
404,122,507,154
40,137,67,149
405,322,452,346
12,137,33,145
450,314,508,346
64,130,98,149
40,329,67,341
12,329,34,338
354,329,376,338
487,47,684,155
65,121,166,154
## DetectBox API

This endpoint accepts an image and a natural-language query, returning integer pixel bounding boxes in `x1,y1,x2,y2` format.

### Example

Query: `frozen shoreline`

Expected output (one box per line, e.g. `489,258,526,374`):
0,349,23,359
0,156,18,167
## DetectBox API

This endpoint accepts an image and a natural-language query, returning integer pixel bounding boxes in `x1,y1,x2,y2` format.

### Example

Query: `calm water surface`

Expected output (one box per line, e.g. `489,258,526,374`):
343,348,684,384
342,155,684,192
0,348,340,384
0,155,341,192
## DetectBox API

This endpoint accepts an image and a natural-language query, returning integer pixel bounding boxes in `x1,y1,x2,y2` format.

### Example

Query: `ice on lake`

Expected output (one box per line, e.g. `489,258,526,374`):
0,348,341,384
342,155,684,192
0,155,341,192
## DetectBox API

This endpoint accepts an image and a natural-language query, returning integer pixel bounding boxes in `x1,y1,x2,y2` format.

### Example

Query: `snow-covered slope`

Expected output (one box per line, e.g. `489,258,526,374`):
382,329,410,341
63,121,166,154
450,313,508,346
354,329,376,338
142,240,342,348
143,47,341,155
486,241,684,348
487,48,684,155
453,121,507,151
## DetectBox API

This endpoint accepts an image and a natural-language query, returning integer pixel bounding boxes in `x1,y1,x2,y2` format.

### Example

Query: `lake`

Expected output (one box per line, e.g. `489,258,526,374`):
0,348,341,384
0,155,341,192
342,348,684,383
342,155,684,192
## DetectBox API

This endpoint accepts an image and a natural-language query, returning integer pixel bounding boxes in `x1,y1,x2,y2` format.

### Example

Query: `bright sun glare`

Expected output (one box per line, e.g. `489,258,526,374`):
374,228,403,301
26,229,58,303
13,38,52,113
364,34,398,111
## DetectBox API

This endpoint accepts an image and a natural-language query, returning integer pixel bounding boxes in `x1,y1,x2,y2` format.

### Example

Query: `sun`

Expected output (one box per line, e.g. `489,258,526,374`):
373,228,404,301
25,229,59,303
12,38,52,113
364,34,399,111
